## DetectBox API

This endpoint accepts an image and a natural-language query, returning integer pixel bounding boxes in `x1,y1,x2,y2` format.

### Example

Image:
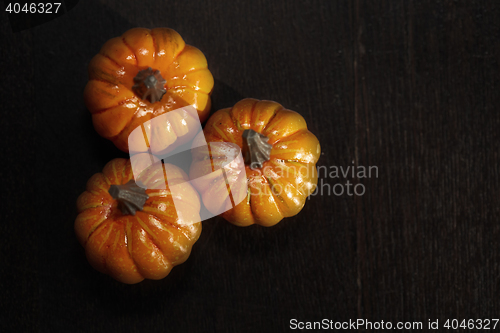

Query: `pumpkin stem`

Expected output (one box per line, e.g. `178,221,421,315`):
242,129,272,169
108,180,149,216
132,67,167,103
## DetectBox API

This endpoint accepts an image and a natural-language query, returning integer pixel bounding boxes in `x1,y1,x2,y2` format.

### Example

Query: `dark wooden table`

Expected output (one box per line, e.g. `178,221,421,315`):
2,0,499,331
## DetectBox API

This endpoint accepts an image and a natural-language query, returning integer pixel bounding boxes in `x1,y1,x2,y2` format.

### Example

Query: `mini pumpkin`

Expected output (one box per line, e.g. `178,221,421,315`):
75,157,202,284
190,98,321,227
84,27,214,153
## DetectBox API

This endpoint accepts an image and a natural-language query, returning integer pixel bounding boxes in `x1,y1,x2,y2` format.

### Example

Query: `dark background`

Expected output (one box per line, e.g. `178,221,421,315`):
1,0,499,332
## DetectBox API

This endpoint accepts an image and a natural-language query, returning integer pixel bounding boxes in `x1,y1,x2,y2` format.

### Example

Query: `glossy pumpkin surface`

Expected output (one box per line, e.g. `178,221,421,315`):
84,27,214,153
190,98,321,227
75,158,202,284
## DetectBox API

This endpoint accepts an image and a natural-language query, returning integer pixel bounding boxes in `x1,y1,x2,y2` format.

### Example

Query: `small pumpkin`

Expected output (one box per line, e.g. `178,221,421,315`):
75,157,202,284
190,98,321,227
84,27,214,153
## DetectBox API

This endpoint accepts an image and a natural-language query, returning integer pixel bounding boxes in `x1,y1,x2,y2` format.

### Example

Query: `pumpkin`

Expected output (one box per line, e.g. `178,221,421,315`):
84,27,214,153
189,98,321,227
75,157,202,284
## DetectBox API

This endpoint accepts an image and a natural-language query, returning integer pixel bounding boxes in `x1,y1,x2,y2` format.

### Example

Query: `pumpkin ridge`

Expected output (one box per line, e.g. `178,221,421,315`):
121,160,131,183
176,84,210,95
268,159,304,179
150,30,157,62
155,214,192,241
227,103,244,131
247,178,261,222
78,202,109,212
85,218,106,245
111,160,119,184
156,192,202,211
187,66,210,74
124,220,143,278
97,221,114,253
88,77,120,87
99,53,123,70
111,228,121,250
161,208,200,240
121,37,139,67
142,200,178,225
124,220,134,257
160,28,187,61
143,230,168,263
82,211,110,245
261,106,282,133
252,102,261,130
135,215,161,245
261,110,284,135
91,97,136,115
109,116,137,144
101,172,112,186
142,205,176,220
279,175,304,199
265,176,286,213
211,122,232,142
270,128,310,145
146,190,172,198
166,84,189,91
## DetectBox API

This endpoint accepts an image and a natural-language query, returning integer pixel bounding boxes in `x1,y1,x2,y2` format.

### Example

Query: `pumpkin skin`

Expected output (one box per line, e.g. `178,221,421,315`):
84,27,214,153
190,98,321,227
75,158,202,284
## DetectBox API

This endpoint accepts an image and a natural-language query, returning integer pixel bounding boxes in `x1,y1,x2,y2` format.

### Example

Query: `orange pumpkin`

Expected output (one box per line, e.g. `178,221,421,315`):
84,27,214,153
190,98,321,227
75,157,202,284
